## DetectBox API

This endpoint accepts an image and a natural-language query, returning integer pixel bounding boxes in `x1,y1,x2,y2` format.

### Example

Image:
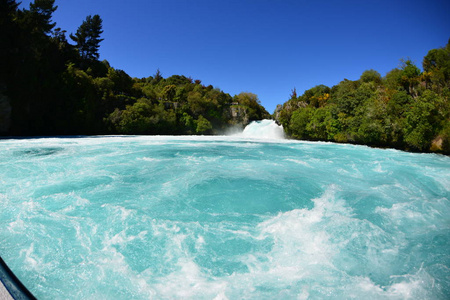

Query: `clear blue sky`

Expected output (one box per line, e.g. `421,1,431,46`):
21,0,450,113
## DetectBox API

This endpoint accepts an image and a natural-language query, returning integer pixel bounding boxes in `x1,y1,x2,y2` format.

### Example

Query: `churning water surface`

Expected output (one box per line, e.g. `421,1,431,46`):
0,120,449,299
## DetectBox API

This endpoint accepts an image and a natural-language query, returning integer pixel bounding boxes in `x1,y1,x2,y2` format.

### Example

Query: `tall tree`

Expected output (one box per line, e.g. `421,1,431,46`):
70,14,104,61
28,0,57,34
400,59,421,97
423,39,450,92
0,0,20,133
0,0,20,81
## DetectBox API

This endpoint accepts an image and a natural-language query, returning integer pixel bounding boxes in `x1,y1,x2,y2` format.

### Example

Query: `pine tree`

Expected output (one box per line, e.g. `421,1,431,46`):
70,14,104,61
29,0,57,34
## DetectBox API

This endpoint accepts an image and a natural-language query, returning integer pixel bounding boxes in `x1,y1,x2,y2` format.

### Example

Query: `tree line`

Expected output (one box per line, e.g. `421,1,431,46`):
275,41,450,154
0,0,269,136
1,0,448,154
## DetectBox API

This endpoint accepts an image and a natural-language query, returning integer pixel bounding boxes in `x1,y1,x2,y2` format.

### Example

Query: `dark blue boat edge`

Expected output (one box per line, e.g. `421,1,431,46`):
0,257,36,300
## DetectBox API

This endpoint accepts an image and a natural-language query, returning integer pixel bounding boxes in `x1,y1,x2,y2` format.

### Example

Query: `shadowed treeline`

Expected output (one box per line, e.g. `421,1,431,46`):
0,0,269,136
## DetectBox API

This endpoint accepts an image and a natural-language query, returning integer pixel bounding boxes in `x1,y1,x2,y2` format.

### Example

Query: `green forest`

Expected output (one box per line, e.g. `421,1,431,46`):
275,42,450,154
0,0,269,136
1,0,449,154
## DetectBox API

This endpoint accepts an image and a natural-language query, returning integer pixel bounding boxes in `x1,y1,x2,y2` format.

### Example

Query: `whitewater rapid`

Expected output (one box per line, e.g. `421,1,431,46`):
0,121,449,299
238,119,285,139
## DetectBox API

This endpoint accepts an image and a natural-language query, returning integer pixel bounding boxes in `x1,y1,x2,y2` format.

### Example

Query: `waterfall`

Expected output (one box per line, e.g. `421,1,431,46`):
240,119,285,139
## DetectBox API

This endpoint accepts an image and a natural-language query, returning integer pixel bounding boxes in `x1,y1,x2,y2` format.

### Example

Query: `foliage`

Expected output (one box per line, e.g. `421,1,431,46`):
70,14,104,61
423,40,450,93
360,69,382,84
2,0,448,154
234,92,270,121
276,41,450,154
195,115,212,134
0,1,268,137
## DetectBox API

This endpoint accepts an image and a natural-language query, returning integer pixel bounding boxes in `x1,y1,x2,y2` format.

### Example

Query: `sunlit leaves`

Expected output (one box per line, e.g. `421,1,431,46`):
277,47,450,154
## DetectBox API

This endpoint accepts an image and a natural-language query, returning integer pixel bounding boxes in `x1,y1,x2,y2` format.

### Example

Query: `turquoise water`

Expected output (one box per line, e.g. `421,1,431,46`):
0,124,449,299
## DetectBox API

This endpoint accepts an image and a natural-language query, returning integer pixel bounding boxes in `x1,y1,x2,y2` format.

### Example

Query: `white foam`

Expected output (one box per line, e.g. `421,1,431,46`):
238,119,285,139
285,158,311,167
373,162,385,173
376,202,426,224
8,215,25,233
139,157,161,162
93,245,157,298
153,258,229,299
238,186,349,286
107,230,148,247
19,243,50,272
195,235,205,250
101,204,135,222
2,134,449,299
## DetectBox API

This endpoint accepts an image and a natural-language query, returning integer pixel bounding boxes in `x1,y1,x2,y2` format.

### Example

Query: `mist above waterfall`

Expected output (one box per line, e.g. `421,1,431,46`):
239,119,285,139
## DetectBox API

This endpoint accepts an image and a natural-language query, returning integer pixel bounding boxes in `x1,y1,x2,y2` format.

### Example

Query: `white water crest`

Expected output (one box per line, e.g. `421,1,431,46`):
239,119,285,139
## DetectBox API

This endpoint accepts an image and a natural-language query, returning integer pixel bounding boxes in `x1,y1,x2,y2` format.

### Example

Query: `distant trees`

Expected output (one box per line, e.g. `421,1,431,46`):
105,74,268,135
276,40,450,154
423,41,450,91
2,1,271,136
360,69,381,84
195,115,212,134
234,92,270,121
28,0,57,34
1,1,107,134
1,0,67,134
3,0,448,154
0,0,20,82
70,14,104,61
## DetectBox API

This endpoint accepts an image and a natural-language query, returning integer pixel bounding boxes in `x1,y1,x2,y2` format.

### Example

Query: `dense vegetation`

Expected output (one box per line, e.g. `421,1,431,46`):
0,0,269,136
275,41,450,154
1,0,448,154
